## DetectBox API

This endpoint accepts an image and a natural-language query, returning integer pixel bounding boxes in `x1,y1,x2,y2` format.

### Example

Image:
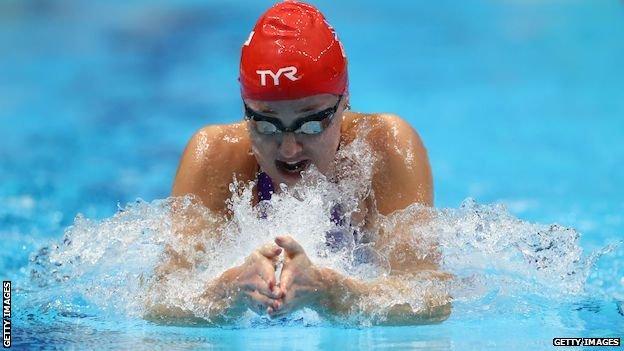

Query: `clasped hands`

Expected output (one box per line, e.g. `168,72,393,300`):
228,235,328,317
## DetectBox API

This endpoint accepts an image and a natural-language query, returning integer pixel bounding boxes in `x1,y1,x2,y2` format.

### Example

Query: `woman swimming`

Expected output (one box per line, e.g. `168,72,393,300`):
149,0,451,325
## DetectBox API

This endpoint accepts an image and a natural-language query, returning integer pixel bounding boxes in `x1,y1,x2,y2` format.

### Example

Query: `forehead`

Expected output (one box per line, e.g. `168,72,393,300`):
244,93,338,115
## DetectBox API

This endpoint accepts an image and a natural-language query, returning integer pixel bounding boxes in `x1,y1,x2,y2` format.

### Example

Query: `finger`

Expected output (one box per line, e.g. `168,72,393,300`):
240,279,279,298
275,236,304,258
272,284,283,299
269,299,290,317
258,244,282,259
258,261,280,288
269,308,286,318
252,276,281,299
240,281,258,292
269,253,282,268
267,299,285,317
257,263,274,283
245,290,276,315
279,268,294,295
264,273,284,299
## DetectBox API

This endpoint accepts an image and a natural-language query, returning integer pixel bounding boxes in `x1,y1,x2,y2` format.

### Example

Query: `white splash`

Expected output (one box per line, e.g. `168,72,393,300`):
22,134,617,327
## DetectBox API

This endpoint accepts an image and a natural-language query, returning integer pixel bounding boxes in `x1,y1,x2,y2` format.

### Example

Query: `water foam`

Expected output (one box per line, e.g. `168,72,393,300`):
20,134,621,327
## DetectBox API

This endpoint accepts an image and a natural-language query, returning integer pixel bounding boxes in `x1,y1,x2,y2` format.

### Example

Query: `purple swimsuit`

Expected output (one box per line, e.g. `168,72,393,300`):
257,171,383,267
256,171,352,251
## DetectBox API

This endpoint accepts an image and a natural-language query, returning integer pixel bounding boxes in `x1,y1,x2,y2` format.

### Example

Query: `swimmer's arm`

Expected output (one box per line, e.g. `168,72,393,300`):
144,266,247,326
314,268,451,325
369,114,433,213
171,123,255,215
146,243,285,325
317,114,449,324
145,181,238,324
143,190,229,324
146,125,260,324
145,207,254,325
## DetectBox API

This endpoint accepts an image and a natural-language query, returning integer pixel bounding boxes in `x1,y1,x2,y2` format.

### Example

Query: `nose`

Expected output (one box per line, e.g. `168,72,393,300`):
278,132,303,159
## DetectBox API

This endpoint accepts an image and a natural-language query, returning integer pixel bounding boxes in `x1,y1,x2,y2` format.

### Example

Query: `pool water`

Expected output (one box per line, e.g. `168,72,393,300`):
1,0,623,349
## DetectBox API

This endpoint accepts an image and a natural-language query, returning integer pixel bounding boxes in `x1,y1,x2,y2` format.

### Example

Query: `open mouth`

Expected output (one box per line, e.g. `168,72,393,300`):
275,159,310,175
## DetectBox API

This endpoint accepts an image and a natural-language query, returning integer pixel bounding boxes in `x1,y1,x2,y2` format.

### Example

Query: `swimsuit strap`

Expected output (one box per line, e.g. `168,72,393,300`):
330,203,346,226
257,171,274,202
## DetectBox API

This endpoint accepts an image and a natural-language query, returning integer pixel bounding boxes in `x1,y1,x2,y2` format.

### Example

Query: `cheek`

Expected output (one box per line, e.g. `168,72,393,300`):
322,122,342,152
305,126,341,168
251,134,277,163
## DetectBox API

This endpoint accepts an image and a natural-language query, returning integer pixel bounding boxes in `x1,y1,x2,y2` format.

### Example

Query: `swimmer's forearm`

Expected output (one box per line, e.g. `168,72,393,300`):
314,267,366,315
381,301,452,325
144,266,246,325
198,266,247,319
315,268,452,325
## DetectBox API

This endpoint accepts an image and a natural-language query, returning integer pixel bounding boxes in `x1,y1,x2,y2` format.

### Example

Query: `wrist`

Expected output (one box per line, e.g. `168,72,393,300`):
220,265,245,295
203,265,243,301
313,267,344,311
199,266,247,320
315,266,337,294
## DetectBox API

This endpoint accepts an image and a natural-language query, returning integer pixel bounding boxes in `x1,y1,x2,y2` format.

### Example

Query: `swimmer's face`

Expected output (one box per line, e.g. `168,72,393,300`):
245,93,348,188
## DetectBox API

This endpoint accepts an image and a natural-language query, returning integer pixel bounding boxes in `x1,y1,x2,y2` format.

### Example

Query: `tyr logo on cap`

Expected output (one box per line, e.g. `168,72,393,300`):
256,66,301,86
240,1,347,100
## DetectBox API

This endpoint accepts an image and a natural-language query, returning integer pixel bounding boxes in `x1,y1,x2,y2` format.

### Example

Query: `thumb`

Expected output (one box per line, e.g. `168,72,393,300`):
258,244,282,259
275,236,304,258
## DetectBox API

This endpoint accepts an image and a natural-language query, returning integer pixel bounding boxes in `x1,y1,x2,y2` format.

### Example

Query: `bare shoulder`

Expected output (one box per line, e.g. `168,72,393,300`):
172,122,256,213
343,112,426,152
343,112,433,213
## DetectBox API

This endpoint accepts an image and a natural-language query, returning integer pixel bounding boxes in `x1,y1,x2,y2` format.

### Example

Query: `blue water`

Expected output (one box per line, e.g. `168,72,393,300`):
1,0,623,349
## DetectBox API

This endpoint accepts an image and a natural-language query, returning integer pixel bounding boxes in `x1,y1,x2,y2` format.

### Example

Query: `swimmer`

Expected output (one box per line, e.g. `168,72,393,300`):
147,0,451,325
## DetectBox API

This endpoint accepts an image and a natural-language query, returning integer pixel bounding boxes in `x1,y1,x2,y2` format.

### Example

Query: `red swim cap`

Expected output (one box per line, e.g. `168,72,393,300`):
239,0,348,101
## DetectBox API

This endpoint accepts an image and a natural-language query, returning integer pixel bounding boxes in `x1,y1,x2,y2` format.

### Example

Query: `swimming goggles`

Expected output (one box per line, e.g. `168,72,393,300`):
244,95,344,135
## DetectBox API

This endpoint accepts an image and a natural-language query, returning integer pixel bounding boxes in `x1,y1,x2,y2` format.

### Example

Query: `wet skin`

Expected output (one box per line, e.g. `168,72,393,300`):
167,94,449,323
